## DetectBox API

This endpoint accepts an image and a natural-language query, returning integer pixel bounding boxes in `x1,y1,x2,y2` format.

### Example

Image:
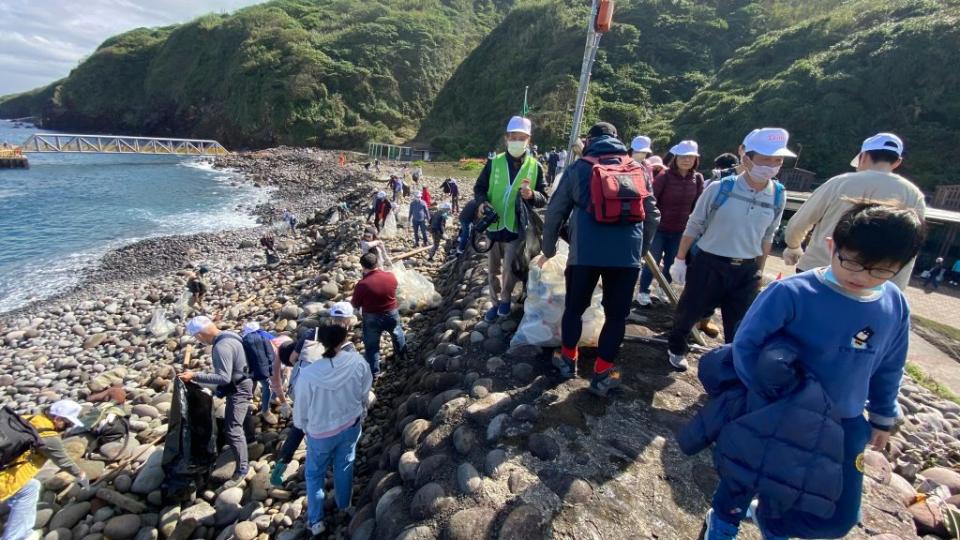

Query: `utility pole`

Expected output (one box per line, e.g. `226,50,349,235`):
566,0,605,158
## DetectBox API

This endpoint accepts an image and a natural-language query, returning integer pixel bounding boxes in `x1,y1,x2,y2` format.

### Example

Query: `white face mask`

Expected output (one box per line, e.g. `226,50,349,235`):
507,140,527,158
743,154,780,182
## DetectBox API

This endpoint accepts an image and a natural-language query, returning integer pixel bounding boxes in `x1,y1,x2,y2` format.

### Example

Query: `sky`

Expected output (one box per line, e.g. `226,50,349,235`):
0,0,264,95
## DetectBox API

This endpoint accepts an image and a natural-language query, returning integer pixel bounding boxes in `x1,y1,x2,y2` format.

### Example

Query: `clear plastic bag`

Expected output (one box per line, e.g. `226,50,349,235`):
173,290,192,320
394,203,409,229
390,262,442,313
380,209,398,239
147,308,176,338
510,241,605,349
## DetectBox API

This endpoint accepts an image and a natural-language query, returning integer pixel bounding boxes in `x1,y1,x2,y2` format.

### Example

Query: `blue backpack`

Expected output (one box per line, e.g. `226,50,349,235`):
703,176,785,230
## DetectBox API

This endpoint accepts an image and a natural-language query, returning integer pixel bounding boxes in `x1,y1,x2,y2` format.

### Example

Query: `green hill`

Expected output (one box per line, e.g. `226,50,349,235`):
0,0,512,148
3,0,959,188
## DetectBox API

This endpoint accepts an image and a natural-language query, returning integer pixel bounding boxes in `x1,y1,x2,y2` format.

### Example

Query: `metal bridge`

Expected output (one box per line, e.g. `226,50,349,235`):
19,133,229,156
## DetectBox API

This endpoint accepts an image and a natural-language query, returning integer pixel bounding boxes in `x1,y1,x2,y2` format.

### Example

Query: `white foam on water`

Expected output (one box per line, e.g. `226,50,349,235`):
0,158,272,314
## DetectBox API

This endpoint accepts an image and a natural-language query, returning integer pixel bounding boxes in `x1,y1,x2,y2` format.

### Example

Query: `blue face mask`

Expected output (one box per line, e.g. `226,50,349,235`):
824,267,884,293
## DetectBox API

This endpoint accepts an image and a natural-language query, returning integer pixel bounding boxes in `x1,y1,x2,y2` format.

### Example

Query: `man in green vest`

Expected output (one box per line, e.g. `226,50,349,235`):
473,116,549,322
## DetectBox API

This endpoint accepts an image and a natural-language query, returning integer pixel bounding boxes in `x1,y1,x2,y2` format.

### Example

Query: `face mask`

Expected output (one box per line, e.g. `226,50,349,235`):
743,154,780,182
507,140,527,158
824,267,883,293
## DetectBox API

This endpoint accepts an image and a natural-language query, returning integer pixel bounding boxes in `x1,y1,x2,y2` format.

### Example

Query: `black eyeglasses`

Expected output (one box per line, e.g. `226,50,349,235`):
835,252,899,279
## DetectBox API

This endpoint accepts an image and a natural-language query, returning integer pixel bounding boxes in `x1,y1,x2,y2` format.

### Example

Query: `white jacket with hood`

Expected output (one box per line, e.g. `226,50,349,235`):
292,345,373,436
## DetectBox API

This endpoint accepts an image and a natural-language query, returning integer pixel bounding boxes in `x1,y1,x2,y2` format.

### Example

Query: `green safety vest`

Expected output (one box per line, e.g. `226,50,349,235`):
487,153,539,233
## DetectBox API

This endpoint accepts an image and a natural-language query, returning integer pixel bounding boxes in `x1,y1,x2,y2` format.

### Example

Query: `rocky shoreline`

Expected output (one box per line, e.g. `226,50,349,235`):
1,151,959,540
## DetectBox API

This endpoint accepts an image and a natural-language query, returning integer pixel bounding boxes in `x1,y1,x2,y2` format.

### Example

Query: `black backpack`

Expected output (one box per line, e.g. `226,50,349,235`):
240,332,274,381
0,407,40,469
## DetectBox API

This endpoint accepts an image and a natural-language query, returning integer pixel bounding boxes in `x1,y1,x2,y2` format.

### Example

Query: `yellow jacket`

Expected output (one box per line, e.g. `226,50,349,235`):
0,414,60,501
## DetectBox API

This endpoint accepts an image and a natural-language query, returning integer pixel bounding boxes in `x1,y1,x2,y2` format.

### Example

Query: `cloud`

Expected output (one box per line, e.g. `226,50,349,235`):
0,0,263,95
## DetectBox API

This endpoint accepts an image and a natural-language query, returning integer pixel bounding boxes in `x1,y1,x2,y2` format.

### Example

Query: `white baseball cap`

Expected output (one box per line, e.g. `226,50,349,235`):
742,128,797,158
506,116,532,135
241,321,260,336
631,136,652,154
186,315,213,336
329,302,355,318
669,140,700,157
49,400,84,428
850,132,904,168
413,192,422,199
376,191,386,199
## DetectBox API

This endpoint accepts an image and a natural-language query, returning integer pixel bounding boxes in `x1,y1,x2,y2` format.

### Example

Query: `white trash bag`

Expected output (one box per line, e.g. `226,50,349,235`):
147,309,176,338
510,241,605,349
394,203,409,229
380,209,398,239
390,262,442,313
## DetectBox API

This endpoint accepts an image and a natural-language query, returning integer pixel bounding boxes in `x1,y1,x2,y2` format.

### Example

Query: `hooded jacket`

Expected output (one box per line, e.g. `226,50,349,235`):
541,135,660,268
677,338,845,521
292,345,372,437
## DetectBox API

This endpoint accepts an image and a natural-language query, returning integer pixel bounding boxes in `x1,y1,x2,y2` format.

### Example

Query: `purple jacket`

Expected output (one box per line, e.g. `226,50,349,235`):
653,168,703,234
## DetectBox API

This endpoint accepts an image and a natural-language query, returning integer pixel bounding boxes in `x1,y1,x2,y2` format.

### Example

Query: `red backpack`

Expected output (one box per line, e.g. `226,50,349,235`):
581,155,651,224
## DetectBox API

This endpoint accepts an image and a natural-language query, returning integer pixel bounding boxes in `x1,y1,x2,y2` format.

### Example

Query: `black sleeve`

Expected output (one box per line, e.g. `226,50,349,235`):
473,161,493,203
530,163,549,208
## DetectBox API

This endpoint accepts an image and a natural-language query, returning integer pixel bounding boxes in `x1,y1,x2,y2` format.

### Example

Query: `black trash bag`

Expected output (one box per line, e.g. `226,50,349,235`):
161,378,218,502
511,201,544,289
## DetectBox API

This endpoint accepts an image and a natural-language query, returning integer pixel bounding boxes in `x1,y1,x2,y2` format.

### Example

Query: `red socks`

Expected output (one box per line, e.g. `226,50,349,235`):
594,357,614,374
561,345,579,361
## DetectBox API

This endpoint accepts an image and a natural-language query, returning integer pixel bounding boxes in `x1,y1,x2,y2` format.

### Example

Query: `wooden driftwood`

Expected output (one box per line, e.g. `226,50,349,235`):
643,252,707,347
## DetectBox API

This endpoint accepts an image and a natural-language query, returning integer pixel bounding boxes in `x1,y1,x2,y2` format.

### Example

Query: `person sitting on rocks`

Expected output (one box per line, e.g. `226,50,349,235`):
0,400,89,540
695,202,923,540
351,253,407,377
360,227,390,269
294,320,372,536
429,202,452,261
178,316,252,489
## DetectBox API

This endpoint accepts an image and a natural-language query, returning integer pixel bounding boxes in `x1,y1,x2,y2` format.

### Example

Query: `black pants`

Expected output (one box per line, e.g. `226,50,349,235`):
562,265,640,362
668,252,761,355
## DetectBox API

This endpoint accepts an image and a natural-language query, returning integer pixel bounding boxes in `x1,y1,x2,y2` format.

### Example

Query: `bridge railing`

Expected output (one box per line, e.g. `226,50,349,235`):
20,133,230,156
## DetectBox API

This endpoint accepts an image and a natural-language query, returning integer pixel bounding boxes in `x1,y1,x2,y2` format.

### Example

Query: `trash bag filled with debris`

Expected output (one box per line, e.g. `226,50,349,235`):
161,378,218,502
510,241,604,349
390,262,442,313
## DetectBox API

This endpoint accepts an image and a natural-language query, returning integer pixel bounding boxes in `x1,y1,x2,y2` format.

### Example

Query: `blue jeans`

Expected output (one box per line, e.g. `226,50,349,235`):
257,380,272,414
457,219,473,252
362,311,406,375
306,423,362,527
2,479,40,540
711,416,871,538
639,231,683,294
412,220,428,246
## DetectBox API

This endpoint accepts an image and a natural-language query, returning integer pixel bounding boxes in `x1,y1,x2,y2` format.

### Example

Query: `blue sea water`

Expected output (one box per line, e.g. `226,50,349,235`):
0,120,266,313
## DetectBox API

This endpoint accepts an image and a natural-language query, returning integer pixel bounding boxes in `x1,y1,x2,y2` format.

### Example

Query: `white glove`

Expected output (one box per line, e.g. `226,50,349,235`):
76,474,90,490
670,259,688,285
783,246,804,266
278,403,293,419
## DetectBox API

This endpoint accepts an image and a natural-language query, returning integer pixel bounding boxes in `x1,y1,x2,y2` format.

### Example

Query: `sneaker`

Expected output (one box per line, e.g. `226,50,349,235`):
698,319,721,339
636,292,652,307
551,351,577,379
270,461,287,487
744,500,788,540
484,305,500,322
589,367,623,397
703,509,740,540
668,351,689,372
222,470,248,489
497,302,511,318
310,522,326,536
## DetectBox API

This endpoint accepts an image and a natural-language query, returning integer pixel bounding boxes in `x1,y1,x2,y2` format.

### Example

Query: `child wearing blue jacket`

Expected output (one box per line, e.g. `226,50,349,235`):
705,202,925,540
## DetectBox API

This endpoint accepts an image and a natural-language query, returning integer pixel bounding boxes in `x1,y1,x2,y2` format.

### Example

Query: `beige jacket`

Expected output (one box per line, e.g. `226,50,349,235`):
784,170,926,290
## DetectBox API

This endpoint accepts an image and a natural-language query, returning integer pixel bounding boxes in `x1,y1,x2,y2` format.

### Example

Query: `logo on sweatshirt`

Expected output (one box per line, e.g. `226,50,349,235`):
851,327,875,350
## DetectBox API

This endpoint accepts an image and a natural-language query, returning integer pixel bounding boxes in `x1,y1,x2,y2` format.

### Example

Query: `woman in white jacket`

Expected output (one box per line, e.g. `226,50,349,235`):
293,321,372,536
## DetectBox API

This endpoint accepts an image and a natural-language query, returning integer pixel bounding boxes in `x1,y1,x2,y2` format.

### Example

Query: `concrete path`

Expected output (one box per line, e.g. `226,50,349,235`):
908,330,960,394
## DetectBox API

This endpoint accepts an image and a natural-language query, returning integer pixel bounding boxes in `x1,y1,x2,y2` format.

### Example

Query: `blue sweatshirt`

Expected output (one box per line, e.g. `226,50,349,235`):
732,269,909,428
